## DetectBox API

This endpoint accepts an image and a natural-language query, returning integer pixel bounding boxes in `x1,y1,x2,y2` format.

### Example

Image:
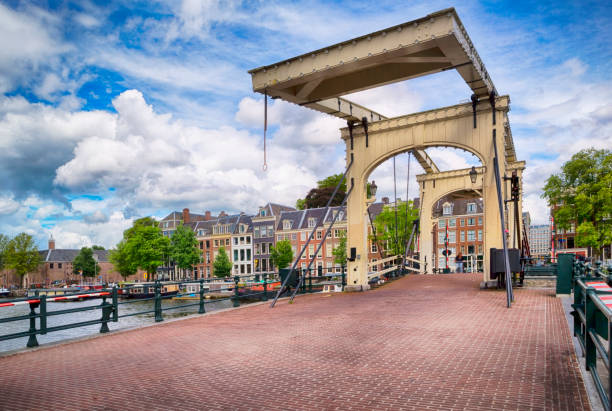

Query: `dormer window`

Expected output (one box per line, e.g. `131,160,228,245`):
283,220,291,230
467,203,477,214
260,209,266,216
442,202,453,216
308,218,316,228
338,211,344,220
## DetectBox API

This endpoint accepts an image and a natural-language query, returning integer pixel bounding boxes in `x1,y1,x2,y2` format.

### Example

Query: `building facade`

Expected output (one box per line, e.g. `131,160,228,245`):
252,203,294,278
432,197,484,272
528,224,552,260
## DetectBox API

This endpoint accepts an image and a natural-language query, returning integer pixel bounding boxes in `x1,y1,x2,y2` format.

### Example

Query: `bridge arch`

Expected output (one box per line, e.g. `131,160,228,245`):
343,97,512,289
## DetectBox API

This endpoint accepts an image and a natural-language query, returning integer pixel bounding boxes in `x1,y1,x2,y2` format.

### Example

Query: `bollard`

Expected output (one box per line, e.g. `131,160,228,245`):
233,276,240,307
308,271,313,293
199,279,205,314
262,277,268,301
100,294,112,333
341,265,346,291
26,293,39,348
112,286,119,322
154,281,163,322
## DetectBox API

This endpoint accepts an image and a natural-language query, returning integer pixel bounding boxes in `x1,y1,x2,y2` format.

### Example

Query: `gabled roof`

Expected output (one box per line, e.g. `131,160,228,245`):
323,206,347,224
254,203,295,220
276,210,305,231
39,249,110,263
433,196,483,218
300,208,328,229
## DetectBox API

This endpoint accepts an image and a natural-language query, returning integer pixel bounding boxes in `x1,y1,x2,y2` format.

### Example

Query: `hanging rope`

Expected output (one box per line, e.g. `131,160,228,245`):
262,90,268,171
404,152,411,253
393,156,399,256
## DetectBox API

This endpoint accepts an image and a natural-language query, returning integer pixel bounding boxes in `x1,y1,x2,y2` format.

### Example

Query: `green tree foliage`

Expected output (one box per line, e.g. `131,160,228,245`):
124,222,170,277
270,240,294,269
170,224,201,273
92,245,105,250
73,247,101,278
296,173,371,209
332,230,347,265
213,247,232,278
109,240,138,280
6,233,41,287
123,217,158,239
318,174,347,192
0,233,9,271
372,201,419,256
542,148,612,256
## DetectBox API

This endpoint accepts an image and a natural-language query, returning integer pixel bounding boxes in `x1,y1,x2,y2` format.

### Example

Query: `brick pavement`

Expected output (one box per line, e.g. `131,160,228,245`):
1,274,590,410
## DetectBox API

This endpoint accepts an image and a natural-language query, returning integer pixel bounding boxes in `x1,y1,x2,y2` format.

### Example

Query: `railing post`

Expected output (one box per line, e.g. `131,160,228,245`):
154,281,163,322
233,276,240,307
26,292,39,348
199,279,205,314
585,290,596,371
39,294,47,335
341,264,346,291
262,277,268,301
100,294,111,333
112,286,118,322
301,270,306,294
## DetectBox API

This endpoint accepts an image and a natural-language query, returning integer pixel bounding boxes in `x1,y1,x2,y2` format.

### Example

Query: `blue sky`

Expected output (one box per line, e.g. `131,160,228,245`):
0,0,610,249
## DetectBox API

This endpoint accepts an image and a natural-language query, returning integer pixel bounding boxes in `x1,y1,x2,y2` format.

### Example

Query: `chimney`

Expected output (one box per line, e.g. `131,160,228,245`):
219,211,227,218
205,211,211,221
183,208,190,224
382,197,389,204
48,235,55,250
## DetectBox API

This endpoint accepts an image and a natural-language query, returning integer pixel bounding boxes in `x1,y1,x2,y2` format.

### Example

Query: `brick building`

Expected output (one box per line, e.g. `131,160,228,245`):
432,196,484,272
252,203,295,277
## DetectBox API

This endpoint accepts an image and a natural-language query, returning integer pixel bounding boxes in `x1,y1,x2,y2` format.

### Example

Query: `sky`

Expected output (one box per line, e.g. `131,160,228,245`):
0,0,611,250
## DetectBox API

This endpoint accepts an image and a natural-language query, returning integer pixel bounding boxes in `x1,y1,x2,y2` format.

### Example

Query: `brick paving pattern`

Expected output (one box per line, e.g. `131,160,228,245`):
1,274,590,410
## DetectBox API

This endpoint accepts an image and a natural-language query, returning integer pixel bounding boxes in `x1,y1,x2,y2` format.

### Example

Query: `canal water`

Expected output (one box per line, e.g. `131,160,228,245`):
0,296,234,353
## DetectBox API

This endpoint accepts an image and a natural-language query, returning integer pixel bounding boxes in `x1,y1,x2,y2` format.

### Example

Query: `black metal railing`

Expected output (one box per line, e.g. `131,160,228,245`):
0,274,287,350
570,258,612,410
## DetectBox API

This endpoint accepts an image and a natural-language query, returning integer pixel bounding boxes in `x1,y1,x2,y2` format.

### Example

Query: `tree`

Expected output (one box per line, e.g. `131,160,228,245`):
170,224,201,278
92,245,105,250
124,222,170,278
0,233,9,271
109,240,138,280
270,240,294,270
296,173,371,209
542,148,612,257
332,230,347,266
372,201,419,256
73,247,101,278
213,247,232,278
6,233,41,288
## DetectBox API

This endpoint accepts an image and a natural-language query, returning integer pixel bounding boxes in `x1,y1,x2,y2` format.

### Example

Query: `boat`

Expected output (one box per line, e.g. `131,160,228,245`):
123,283,179,299
0,287,10,298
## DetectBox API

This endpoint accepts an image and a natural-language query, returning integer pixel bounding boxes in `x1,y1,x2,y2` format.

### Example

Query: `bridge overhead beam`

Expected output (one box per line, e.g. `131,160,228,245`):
249,8,496,105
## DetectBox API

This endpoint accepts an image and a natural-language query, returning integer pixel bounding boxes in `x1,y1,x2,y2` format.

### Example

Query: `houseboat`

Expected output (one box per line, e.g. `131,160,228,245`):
124,283,179,299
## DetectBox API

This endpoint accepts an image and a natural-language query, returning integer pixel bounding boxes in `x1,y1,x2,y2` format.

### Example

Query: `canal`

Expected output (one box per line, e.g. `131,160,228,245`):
0,296,234,353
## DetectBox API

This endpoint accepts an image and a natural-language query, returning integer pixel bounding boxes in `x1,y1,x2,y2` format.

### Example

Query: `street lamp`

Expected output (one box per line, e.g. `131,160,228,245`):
469,166,478,184
370,180,378,197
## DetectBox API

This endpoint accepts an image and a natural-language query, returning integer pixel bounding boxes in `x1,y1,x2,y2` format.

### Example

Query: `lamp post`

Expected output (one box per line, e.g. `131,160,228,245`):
469,166,477,184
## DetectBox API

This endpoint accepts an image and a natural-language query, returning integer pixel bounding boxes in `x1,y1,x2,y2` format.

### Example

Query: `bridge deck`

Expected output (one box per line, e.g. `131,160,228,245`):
2,274,589,410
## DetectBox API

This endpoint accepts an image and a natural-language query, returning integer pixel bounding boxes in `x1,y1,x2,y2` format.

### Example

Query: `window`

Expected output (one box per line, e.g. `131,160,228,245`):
240,224,245,233
442,203,452,215
277,235,282,242
283,220,291,230
334,229,340,238
467,218,475,226
478,216,482,225
260,209,266,216
478,244,483,254
206,267,210,275
50,263,54,269
240,249,245,261
326,244,332,256
246,236,251,244
58,263,62,269
206,240,210,248
262,259,267,271
460,219,465,227
254,227,260,238
460,246,465,254
206,252,210,263
291,233,296,241
247,265,251,274
467,230,476,241
234,238,238,245
225,239,230,246
438,235,445,245
338,211,344,220
309,244,314,258
439,219,446,229
449,218,456,227
268,225,274,236
478,230,482,241
371,243,378,253
308,218,316,228
448,231,456,243
234,250,239,262
300,232,306,241
316,231,322,240
255,244,260,254
246,249,251,260
460,231,465,242
467,203,477,214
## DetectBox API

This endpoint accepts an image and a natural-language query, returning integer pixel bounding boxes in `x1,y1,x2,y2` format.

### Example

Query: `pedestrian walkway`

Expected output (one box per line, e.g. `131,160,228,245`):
1,274,589,410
